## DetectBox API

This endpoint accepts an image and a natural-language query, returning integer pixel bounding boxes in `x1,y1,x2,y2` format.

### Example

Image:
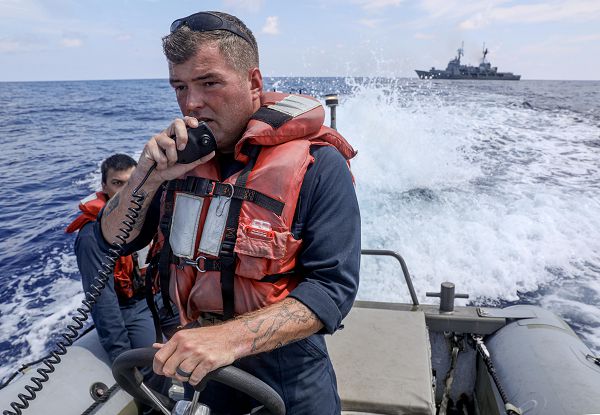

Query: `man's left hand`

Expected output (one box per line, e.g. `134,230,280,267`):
152,325,239,386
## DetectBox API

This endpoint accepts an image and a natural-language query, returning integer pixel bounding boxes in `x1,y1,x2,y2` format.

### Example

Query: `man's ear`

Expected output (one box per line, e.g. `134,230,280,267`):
101,182,107,193
248,67,263,100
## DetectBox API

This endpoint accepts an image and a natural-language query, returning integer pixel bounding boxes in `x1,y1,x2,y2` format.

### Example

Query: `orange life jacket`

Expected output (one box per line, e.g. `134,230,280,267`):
155,92,356,325
66,191,145,301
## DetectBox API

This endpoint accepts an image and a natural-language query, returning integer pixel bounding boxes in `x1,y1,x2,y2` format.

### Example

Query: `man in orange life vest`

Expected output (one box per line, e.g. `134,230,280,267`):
66,154,160,363
97,11,361,414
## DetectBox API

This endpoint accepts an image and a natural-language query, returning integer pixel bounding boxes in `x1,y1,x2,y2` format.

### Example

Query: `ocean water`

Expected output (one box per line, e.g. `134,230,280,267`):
1,78,599,384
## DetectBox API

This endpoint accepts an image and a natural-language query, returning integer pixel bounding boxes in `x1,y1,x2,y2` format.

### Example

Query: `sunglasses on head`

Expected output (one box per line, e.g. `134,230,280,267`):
170,12,254,48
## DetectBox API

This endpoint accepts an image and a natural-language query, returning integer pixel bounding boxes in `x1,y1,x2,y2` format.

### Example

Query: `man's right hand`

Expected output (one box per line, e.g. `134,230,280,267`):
136,116,215,188
101,116,215,246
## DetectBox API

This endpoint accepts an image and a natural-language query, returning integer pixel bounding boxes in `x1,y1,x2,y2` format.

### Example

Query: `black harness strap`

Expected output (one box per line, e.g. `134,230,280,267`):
173,255,295,284
259,270,298,284
174,256,222,272
229,186,284,216
144,256,163,343
157,181,177,317
170,176,284,216
219,145,261,320
250,107,293,129
130,252,146,295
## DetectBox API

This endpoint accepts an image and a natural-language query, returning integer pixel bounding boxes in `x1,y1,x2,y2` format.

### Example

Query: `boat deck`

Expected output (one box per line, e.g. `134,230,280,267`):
327,303,435,415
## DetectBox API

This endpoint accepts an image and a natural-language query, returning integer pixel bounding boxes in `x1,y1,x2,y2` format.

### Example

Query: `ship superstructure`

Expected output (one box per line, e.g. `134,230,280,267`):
416,43,521,80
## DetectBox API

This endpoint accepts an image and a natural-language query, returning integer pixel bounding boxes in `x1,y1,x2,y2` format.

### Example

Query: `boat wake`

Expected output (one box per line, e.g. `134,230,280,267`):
341,78,600,354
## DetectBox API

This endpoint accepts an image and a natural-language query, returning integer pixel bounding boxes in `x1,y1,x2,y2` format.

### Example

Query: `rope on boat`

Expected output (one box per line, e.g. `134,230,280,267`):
80,383,121,415
472,334,522,415
2,167,155,415
587,354,600,367
438,342,460,415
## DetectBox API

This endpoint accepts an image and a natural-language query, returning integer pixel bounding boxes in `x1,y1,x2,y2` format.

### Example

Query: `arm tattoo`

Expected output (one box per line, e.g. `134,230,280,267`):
132,190,150,231
104,193,120,217
239,298,319,353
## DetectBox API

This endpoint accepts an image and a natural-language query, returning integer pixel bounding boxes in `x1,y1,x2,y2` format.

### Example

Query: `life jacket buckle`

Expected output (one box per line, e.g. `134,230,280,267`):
206,180,216,197
223,183,234,200
181,256,208,273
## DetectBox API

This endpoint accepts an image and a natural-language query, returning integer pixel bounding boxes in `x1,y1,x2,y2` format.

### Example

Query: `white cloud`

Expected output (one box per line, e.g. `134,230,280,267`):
353,0,404,10
0,35,44,53
419,0,507,20
489,1,600,24
0,0,46,20
115,33,133,42
522,33,600,50
61,38,83,48
419,0,600,30
223,0,265,13
414,32,434,39
262,16,279,35
0,38,22,53
359,18,384,28
459,12,491,30
562,33,600,43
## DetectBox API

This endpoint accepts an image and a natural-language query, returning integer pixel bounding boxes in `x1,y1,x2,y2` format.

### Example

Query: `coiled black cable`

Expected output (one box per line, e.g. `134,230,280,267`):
3,165,156,415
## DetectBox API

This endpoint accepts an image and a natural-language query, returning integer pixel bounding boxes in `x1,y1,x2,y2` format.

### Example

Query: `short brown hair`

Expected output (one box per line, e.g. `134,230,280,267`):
162,11,259,74
101,154,136,184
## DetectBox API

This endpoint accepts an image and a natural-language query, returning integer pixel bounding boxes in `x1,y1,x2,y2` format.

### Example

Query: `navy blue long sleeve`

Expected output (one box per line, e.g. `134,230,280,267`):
288,145,361,334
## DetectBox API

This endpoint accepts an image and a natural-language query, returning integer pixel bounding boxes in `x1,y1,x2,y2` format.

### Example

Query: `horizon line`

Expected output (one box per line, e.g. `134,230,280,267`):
2,76,600,83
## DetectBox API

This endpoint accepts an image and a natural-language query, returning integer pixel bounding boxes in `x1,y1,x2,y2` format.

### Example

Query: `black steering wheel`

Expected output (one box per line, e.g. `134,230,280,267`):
112,347,286,415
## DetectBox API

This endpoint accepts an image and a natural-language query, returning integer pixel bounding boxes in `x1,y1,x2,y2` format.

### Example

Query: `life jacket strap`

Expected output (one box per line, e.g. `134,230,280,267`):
250,106,293,129
130,251,146,295
174,256,222,272
158,182,177,317
145,255,163,343
259,270,298,283
219,145,261,320
171,176,285,216
173,254,295,284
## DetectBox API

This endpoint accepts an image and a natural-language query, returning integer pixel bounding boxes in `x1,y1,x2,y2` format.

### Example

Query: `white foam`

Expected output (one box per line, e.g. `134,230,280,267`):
336,80,600,354
73,170,100,192
0,247,86,381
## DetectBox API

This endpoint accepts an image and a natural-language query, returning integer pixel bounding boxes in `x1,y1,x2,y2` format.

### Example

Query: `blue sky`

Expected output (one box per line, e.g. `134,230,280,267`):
1,0,599,81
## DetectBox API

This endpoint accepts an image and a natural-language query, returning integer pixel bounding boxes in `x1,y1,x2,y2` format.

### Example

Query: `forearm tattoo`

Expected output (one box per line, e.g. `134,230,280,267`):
104,193,120,217
238,298,320,353
104,189,151,239
132,190,150,231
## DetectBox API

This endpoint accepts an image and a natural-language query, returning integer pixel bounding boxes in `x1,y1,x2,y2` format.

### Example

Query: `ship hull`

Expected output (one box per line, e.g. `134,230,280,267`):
415,69,520,80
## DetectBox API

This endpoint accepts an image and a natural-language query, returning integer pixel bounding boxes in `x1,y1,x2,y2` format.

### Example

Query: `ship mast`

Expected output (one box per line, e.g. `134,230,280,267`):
481,43,488,64
456,41,464,63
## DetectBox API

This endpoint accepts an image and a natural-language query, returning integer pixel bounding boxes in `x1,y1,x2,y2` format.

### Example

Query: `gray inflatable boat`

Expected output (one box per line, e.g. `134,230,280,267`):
2,250,600,414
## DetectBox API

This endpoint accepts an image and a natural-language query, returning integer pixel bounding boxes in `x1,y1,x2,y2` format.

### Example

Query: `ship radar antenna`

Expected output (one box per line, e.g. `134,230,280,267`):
457,41,464,63
482,43,488,63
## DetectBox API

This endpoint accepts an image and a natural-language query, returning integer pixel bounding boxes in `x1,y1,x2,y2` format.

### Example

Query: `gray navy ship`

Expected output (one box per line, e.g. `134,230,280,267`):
416,43,521,80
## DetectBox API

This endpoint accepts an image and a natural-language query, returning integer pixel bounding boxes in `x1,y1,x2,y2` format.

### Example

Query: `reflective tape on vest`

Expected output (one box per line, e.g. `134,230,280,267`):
169,193,204,259
267,95,321,117
198,195,231,257
135,244,151,269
